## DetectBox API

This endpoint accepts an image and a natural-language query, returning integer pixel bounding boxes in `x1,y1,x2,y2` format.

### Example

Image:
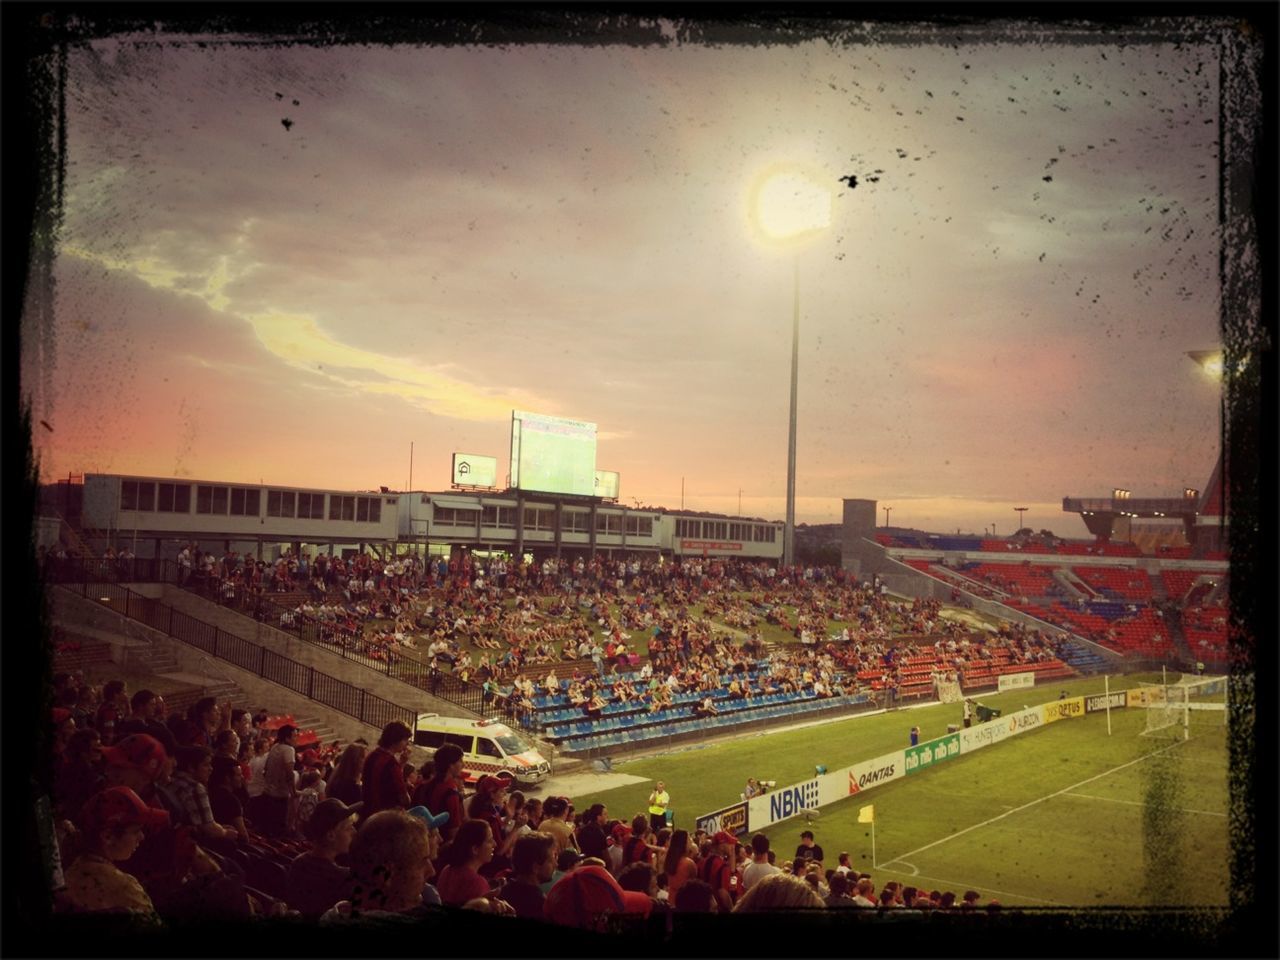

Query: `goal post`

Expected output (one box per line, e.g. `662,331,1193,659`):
1139,675,1228,739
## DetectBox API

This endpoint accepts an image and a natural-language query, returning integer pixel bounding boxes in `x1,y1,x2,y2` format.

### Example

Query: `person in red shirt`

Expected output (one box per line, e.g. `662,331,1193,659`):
360,721,412,820
414,744,465,843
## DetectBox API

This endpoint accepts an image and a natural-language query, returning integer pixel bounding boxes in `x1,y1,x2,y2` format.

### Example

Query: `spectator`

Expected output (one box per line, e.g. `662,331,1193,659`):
244,737,270,809
54,728,104,822
794,829,824,867
321,808,440,922
286,798,361,920
261,724,298,837
543,864,652,931
116,690,177,757
616,862,658,899
824,872,857,908
495,831,556,919
297,770,325,828
167,745,238,846
662,829,698,905
851,876,877,907
698,831,737,912
538,796,577,855
207,755,250,843
466,775,520,876
542,848,582,894
414,744,464,843
732,873,825,913
326,743,367,806
741,833,781,892
577,803,609,861
436,819,495,906
673,878,717,913
623,815,657,867
94,680,129,746
63,786,168,922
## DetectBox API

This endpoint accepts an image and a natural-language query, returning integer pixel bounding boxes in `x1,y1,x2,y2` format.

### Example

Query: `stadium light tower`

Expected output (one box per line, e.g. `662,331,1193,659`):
1015,506,1028,533
748,163,833,571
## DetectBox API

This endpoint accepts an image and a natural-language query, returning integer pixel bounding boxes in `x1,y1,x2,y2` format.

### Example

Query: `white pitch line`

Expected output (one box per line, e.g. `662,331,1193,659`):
885,740,1183,865
1062,791,1228,818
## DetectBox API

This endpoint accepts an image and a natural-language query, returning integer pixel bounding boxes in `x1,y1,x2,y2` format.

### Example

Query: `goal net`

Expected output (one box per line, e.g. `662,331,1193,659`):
1139,675,1228,739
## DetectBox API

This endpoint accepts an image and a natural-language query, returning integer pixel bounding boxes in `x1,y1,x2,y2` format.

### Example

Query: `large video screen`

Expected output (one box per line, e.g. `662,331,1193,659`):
452,453,498,488
510,410,597,496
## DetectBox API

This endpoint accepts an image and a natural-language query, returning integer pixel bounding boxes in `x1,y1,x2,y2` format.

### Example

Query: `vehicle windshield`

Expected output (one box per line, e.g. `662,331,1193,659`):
495,734,529,756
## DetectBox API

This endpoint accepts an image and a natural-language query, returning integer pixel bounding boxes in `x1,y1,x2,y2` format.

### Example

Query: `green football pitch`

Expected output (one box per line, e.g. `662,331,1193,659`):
571,674,1233,907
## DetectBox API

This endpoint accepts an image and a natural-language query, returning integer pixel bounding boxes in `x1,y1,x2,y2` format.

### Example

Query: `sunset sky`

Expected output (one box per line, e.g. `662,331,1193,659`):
22,18,1228,537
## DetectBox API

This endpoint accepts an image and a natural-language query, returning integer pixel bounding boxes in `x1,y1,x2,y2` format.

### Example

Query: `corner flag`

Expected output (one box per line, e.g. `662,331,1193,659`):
858,804,875,824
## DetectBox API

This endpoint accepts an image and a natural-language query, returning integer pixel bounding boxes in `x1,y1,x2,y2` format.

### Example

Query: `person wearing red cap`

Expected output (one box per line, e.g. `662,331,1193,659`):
543,864,653,932
63,786,168,921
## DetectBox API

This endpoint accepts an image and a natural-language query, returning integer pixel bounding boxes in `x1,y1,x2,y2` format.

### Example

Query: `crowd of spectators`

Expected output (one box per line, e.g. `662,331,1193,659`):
43,683,1007,933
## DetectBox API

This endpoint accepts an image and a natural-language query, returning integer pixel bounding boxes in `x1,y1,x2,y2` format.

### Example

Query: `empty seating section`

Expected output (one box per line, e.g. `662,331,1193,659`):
1161,569,1220,602
1071,566,1153,602
967,563,1056,599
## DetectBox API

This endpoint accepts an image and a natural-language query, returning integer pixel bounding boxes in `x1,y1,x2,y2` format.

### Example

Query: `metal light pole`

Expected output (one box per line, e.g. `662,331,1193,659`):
1015,506,1027,533
883,506,892,528
784,259,800,571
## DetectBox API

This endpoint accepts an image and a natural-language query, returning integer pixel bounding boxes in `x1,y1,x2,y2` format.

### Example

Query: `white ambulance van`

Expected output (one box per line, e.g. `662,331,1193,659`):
412,714,552,787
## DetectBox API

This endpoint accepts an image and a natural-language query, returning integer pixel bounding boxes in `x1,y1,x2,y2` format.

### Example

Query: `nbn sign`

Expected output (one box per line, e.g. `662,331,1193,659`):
769,780,820,823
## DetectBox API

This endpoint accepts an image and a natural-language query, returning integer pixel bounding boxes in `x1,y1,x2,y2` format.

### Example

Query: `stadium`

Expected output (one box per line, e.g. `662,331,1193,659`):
9,9,1272,959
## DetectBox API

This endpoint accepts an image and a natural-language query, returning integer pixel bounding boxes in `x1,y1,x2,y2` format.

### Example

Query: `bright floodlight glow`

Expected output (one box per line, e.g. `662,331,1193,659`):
750,166,832,245
1186,348,1234,380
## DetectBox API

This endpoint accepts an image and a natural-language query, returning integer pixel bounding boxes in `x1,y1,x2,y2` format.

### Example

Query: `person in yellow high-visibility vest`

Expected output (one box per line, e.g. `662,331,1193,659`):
647,781,670,833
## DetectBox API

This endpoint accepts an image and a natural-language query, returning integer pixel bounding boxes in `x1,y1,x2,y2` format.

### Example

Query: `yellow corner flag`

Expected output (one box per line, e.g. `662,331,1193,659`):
858,804,875,824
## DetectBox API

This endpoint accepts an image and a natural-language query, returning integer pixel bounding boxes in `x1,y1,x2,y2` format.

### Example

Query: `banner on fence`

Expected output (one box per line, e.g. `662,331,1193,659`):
842,752,905,797
1041,696,1085,724
748,778,821,830
904,733,961,775
997,671,1036,692
1084,692,1127,714
695,802,749,838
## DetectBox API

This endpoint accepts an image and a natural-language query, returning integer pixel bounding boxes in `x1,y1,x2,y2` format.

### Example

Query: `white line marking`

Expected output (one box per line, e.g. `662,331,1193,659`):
886,740,1183,865
1062,792,1228,818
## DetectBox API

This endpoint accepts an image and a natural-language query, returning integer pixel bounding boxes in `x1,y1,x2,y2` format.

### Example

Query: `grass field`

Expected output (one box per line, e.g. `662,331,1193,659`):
571,673,1232,907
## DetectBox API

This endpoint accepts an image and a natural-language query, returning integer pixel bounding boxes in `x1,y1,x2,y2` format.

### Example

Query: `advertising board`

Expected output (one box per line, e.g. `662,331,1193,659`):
451,453,498,488
841,752,904,797
958,717,1016,754
695,802,749,837
904,733,960,775
1084,692,1127,713
1041,696,1085,724
748,778,820,829
593,470,620,499
997,671,1036,692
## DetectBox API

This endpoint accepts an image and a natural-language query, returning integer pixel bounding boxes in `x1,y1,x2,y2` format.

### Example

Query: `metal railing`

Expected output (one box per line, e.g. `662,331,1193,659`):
42,556,536,730
57,577,416,733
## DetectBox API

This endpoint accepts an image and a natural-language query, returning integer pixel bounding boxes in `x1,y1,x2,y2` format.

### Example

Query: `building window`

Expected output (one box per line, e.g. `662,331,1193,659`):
197,485,230,515
357,496,381,523
156,483,190,513
296,492,325,520
624,515,653,537
267,490,296,518
753,525,777,543
676,518,701,538
120,481,156,512
229,488,261,517
563,511,590,533
524,507,555,532
434,506,479,527
481,505,516,529
595,513,621,535
330,495,356,522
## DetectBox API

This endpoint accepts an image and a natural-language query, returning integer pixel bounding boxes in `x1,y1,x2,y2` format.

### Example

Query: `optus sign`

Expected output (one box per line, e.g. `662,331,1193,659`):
904,733,960,775
1042,696,1085,724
